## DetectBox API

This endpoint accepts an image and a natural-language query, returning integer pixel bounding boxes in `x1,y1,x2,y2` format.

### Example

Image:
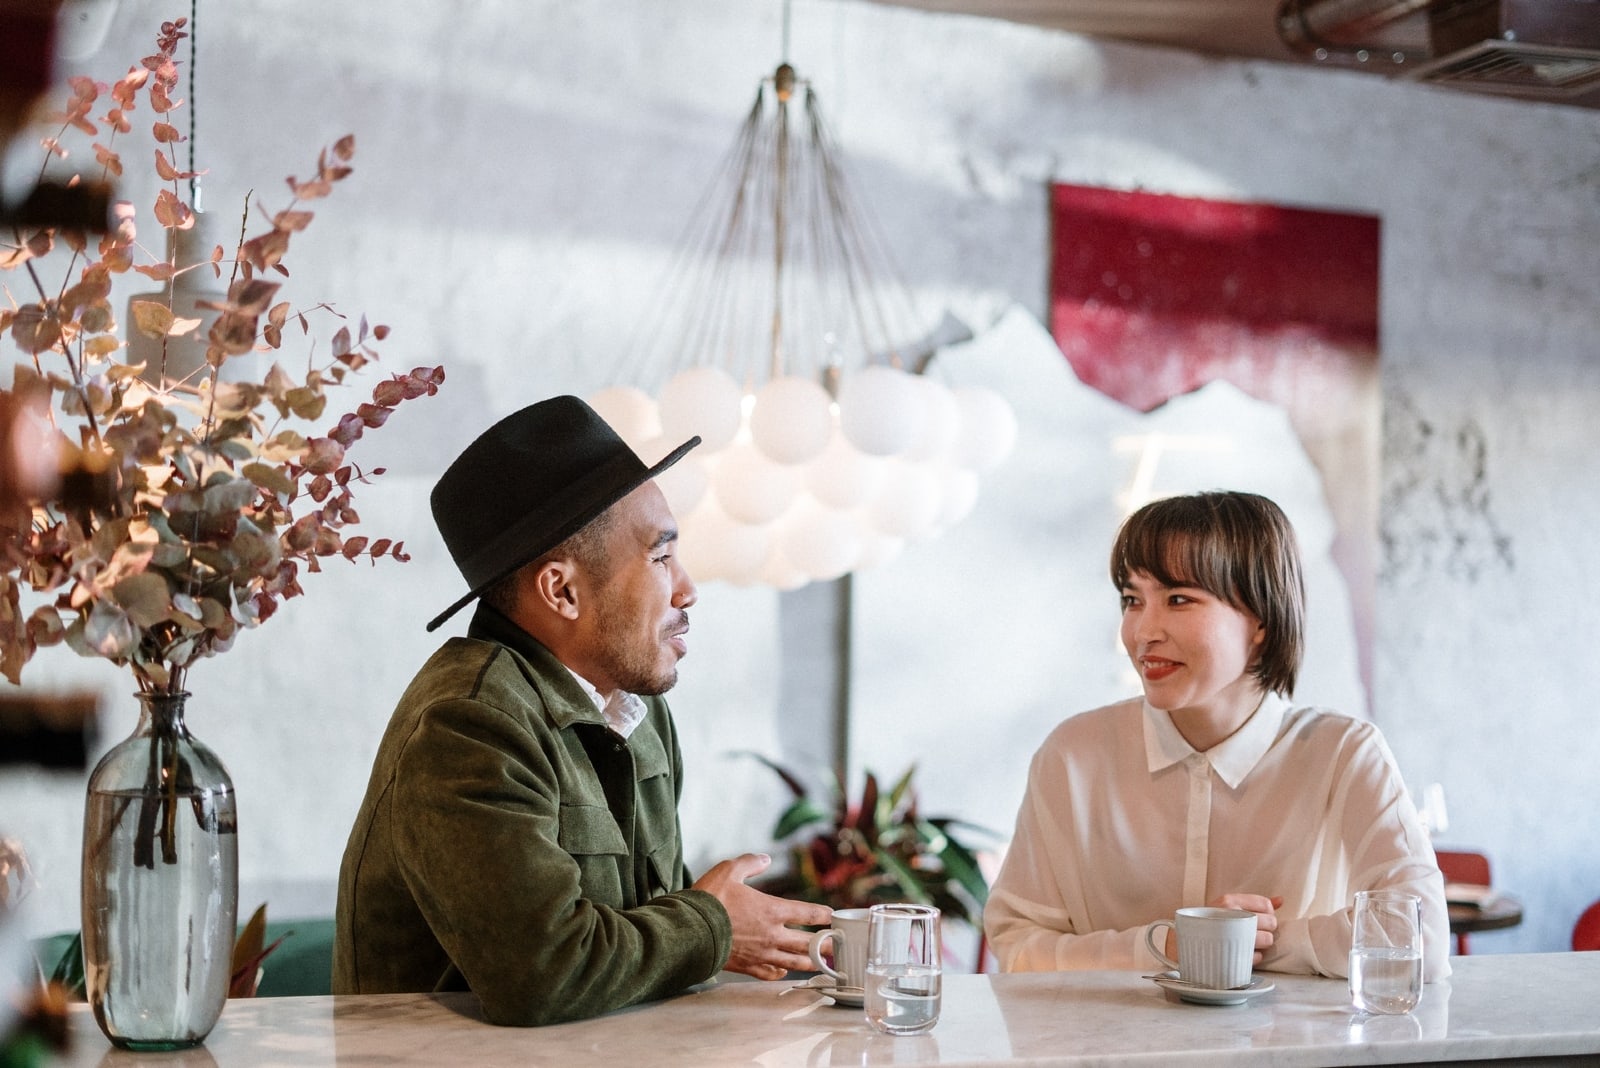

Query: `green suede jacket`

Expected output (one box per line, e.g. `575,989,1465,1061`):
332,604,732,1025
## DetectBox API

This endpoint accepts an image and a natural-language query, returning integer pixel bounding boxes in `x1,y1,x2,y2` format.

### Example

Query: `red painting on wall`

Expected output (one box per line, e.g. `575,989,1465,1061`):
1050,183,1378,413
1050,183,1381,703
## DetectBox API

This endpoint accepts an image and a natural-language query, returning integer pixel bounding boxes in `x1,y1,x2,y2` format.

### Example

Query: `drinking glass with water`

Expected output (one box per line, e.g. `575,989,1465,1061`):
864,903,941,1035
1349,889,1423,1014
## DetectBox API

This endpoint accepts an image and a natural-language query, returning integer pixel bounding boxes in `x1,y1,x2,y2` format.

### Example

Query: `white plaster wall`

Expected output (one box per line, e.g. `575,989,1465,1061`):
2,0,1598,963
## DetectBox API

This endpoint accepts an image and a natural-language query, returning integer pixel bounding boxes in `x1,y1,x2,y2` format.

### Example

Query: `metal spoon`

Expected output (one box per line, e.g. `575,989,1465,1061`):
1143,974,1251,989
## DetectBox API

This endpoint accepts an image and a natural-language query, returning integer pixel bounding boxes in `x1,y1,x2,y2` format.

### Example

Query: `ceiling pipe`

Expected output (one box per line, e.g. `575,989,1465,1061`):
1276,0,1434,65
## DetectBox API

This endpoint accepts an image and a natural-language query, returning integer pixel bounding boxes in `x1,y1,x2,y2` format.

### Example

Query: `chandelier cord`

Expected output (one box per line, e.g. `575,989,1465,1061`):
188,0,199,211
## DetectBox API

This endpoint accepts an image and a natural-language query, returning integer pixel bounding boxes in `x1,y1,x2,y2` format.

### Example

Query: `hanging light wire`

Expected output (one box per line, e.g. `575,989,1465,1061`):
188,0,200,211
591,27,1018,591
615,60,924,396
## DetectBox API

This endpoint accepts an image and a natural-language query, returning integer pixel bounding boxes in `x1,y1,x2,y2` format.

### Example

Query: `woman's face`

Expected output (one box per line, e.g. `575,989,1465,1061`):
1119,568,1266,728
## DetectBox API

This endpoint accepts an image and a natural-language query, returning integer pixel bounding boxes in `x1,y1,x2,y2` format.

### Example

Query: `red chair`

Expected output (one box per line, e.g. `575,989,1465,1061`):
1573,900,1600,951
1436,848,1493,955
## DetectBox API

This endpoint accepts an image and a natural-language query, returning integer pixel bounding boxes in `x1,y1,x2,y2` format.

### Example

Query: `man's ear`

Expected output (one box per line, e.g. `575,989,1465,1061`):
530,559,581,620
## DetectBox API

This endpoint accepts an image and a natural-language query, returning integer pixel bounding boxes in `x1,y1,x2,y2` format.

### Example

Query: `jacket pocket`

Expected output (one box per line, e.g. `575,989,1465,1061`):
646,840,683,896
557,803,628,856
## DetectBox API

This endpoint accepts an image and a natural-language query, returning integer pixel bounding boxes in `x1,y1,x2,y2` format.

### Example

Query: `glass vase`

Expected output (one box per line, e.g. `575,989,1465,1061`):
81,690,238,1050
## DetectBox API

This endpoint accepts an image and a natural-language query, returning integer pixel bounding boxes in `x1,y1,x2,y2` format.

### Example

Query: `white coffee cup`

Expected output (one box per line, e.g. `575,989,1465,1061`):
809,907,871,990
1145,906,1257,989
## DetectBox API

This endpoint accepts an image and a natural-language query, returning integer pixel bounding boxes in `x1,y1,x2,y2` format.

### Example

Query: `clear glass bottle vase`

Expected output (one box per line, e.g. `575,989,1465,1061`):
80,690,238,1050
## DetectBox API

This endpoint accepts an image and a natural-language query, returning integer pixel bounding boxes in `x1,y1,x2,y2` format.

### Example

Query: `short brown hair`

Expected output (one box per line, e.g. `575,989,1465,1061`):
480,507,620,616
1109,491,1305,697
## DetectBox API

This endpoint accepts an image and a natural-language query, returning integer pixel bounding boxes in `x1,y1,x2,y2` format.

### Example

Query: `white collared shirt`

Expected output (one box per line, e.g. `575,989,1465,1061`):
564,668,648,740
984,692,1451,980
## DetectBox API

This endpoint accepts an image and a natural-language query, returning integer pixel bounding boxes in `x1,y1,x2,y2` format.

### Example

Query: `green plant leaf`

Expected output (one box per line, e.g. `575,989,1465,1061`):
853,771,881,845
931,825,989,909
873,846,934,906
773,797,829,840
731,750,809,798
885,764,916,813
48,932,86,999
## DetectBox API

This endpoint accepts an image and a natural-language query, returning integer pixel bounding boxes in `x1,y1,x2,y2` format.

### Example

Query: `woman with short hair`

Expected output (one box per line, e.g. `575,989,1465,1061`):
984,490,1450,979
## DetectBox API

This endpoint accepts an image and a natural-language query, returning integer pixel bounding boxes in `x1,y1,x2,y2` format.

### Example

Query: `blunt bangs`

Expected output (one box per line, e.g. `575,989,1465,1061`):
1110,491,1306,697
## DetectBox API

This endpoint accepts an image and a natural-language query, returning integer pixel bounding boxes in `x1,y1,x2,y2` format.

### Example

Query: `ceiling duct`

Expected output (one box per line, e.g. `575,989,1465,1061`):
1280,0,1600,105
1407,0,1600,102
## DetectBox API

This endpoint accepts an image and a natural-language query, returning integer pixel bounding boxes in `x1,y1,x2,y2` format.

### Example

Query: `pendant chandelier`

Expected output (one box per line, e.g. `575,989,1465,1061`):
590,57,1015,591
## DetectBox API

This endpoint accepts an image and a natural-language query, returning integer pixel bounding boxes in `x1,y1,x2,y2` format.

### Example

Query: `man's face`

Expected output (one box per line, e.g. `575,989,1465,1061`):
577,481,697,696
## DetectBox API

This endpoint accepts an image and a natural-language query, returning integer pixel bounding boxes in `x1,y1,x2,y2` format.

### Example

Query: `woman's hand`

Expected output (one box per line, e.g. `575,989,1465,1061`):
1163,894,1285,963
1211,893,1284,963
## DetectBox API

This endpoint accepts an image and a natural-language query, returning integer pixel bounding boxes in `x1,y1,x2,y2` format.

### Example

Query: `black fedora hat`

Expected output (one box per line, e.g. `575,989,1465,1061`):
426,395,699,632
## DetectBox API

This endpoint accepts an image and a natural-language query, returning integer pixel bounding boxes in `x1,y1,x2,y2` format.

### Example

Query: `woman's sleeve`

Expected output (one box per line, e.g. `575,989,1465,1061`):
1262,724,1451,981
983,743,1165,972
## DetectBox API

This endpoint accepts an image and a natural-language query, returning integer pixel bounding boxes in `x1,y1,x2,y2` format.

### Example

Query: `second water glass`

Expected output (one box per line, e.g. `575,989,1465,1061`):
1349,889,1423,1015
863,903,942,1035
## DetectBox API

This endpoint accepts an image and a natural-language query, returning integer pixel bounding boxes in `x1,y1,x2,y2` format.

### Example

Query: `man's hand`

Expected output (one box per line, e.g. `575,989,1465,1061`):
692,853,834,980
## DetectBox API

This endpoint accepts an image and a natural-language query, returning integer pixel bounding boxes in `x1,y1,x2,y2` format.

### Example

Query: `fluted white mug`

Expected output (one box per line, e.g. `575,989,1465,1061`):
808,907,871,990
1145,906,1256,989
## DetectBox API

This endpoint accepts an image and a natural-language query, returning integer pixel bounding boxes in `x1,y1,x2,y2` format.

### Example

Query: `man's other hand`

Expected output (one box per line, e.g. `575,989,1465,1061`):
693,853,834,980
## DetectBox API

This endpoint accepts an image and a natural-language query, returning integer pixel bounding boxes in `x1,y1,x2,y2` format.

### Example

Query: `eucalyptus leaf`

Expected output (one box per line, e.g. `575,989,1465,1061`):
0,77,438,695
171,591,204,623
242,462,295,496
83,600,137,659
112,571,173,627
201,477,258,515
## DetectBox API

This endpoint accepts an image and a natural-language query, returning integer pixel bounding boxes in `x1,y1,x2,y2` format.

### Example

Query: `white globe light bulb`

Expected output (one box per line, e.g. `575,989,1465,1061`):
758,544,812,592
951,386,1019,472
853,526,906,571
749,375,833,465
638,434,709,516
866,460,942,540
905,376,960,462
586,386,661,451
658,366,744,452
711,441,801,525
837,365,926,457
776,495,862,582
805,429,888,510
938,465,981,529
678,501,770,586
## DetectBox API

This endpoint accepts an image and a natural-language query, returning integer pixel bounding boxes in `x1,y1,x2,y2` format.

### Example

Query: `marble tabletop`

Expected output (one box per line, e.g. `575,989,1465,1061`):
54,952,1600,1067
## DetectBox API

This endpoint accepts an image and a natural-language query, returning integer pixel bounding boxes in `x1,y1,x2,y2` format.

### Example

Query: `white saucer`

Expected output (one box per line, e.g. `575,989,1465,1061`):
800,977,864,1007
1148,972,1274,1006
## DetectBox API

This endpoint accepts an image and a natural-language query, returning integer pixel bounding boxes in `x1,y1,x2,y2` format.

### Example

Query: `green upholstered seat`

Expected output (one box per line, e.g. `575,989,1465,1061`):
31,917,335,999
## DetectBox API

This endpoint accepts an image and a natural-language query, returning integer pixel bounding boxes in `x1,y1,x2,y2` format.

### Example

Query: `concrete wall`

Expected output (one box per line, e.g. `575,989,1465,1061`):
3,0,1598,963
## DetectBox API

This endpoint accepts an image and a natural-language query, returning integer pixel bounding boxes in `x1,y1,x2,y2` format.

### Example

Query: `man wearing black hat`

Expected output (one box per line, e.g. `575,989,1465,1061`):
332,396,832,1026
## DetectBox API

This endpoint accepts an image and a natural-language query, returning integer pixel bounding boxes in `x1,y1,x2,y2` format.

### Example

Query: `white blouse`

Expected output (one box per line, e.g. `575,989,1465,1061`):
983,693,1451,980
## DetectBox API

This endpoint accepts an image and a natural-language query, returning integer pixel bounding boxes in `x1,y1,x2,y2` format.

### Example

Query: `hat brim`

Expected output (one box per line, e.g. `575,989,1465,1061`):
425,434,700,632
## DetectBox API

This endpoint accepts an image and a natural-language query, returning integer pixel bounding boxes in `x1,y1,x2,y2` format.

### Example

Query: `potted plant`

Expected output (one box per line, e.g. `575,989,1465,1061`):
745,755,995,969
0,18,442,1049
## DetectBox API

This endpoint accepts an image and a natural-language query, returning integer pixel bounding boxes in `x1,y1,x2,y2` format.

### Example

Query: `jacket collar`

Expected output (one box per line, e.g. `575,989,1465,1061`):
1142,691,1287,789
467,603,606,730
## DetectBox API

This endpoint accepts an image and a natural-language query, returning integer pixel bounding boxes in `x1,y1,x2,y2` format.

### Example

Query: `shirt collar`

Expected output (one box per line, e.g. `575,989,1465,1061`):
563,667,649,739
1143,691,1287,788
